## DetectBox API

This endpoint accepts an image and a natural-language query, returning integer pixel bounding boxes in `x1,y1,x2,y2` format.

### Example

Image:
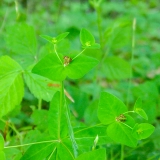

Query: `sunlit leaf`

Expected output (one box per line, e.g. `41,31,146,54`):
132,123,155,140
24,69,60,102
0,56,24,118
32,54,99,81
98,92,127,124
76,149,106,160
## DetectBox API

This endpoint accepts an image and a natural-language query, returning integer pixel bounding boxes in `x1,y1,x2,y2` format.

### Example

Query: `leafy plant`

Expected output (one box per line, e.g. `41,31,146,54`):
0,25,155,160
0,0,160,159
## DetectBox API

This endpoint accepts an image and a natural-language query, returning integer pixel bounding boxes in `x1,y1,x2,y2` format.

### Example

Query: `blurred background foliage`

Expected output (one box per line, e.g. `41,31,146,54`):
0,0,160,159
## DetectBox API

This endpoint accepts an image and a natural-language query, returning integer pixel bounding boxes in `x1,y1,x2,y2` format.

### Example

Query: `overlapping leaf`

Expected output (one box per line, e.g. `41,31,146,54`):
76,149,106,160
32,54,99,81
0,56,24,117
6,23,37,68
98,92,138,147
24,70,60,102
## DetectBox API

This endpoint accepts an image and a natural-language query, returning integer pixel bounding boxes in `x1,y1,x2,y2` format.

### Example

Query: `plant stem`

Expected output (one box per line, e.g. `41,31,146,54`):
120,144,124,160
72,48,86,60
54,44,63,65
96,6,103,48
58,81,64,140
123,111,135,115
38,99,42,110
126,18,136,106
64,96,78,157
4,140,58,149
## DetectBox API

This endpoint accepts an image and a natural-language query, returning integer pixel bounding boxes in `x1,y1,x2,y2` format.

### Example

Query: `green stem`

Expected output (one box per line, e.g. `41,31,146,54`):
38,99,42,110
96,7,103,48
58,81,64,140
72,48,86,60
54,44,63,65
126,18,136,106
4,140,58,149
123,111,135,115
64,96,78,157
120,144,124,160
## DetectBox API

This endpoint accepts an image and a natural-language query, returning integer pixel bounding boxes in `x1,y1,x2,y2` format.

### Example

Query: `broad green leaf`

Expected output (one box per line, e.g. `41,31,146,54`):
132,123,155,140
41,32,69,44
76,149,106,160
20,142,57,160
32,54,99,81
24,69,60,102
80,28,95,47
32,53,65,81
48,92,68,138
98,92,127,124
0,56,24,118
66,54,99,79
0,134,4,151
6,23,37,68
102,56,131,80
134,98,148,120
107,118,137,148
56,32,70,43
0,151,6,160
56,141,74,160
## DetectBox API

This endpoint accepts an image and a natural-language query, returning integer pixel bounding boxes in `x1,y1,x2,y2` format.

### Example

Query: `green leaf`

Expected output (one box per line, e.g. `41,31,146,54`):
41,32,69,44
134,98,148,120
48,92,68,138
24,69,60,102
0,56,24,118
20,142,57,160
0,134,4,151
102,56,131,80
98,92,128,124
6,23,37,68
76,149,106,160
80,28,95,47
107,117,137,148
132,123,155,140
66,54,99,79
32,54,99,81
56,32,70,43
0,151,6,160
56,142,75,160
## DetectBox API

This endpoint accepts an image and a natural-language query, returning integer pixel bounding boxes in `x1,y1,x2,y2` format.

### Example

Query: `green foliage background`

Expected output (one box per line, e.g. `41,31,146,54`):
0,0,160,159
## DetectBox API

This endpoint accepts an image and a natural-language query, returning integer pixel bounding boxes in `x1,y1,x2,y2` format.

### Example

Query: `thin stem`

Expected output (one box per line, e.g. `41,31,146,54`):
121,122,133,130
58,81,64,140
38,99,42,110
48,147,57,160
0,119,20,138
123,111,135,115
72,48,86,60
64,96,78,157
126,18,136,106
96,6,103,48
120,144,124,160
4,140,59,149
54,44,63,65
61,142,75,160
